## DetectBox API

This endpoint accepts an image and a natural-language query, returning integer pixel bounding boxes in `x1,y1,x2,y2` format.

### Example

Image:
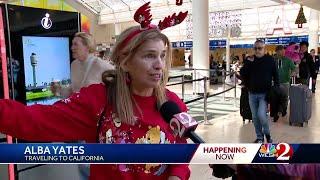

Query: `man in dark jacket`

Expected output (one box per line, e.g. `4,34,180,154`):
298,41,316,89
310,49,319,93
240,40,279,143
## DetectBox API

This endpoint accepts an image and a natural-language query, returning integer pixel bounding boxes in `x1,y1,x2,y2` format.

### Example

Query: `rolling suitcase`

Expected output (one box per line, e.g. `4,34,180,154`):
240,87,252,122
289,84,312,127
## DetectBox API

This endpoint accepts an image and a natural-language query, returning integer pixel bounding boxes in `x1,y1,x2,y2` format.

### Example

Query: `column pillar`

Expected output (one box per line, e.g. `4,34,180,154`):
192,0,209,94
89,20,95,34
114,22,121,36
309,9,319,54
225,28,231,82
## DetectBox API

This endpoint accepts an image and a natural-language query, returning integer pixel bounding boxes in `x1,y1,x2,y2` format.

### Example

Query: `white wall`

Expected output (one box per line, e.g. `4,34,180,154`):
92,22,137,45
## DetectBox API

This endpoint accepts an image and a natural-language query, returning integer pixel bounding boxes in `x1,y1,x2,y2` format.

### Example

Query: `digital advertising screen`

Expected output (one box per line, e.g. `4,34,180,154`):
22,36,71,105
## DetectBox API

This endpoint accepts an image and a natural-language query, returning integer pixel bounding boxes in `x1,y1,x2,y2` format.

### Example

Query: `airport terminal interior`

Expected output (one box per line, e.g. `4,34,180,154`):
0,0,320,179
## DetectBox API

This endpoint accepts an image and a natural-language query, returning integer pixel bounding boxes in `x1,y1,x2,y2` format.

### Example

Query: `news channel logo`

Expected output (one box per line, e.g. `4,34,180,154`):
259,143,294,160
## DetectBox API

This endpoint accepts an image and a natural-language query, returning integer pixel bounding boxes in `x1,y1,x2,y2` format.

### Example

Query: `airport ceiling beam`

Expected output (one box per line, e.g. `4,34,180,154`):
64,0,98,23
271,0,320,11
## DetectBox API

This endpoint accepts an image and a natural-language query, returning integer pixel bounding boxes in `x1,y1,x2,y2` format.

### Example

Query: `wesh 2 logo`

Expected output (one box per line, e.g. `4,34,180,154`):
259,143,294,160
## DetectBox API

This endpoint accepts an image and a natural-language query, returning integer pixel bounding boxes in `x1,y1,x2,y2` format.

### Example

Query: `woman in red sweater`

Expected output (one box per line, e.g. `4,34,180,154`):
0,25,190,180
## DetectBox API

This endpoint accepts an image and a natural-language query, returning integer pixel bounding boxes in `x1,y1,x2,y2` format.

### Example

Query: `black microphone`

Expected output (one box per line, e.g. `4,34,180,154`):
159,101,205,143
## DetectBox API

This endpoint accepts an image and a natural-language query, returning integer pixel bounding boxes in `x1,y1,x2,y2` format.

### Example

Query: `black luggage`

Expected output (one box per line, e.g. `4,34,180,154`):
269,86,288,122
240,87,252,122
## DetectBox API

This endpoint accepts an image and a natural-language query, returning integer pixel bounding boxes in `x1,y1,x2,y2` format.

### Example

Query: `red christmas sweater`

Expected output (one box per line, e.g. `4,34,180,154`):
0,84,190,180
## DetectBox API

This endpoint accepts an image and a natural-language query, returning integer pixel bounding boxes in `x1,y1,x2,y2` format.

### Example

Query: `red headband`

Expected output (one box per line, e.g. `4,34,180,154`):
119,1,188,50
119,24,157,50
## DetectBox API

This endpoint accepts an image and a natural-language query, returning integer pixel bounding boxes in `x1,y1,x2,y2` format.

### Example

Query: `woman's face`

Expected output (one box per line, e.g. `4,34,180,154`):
300,44,308,53
311,50,315,56
124,39,166,95
71,37,89,61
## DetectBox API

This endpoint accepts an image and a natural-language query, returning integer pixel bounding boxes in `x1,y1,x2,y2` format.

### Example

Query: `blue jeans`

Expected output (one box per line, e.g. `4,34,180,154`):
78,140,90,180
248,93,270,140
79,164,90,180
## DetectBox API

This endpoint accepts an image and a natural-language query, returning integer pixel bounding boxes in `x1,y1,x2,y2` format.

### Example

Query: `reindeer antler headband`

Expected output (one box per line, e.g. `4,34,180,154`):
119,1,188,50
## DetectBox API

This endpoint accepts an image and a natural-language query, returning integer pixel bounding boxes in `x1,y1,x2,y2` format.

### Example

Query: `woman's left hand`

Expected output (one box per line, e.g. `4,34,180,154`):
168,176,181,180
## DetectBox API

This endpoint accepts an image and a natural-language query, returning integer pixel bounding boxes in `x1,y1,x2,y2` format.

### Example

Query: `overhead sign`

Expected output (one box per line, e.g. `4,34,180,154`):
259,35,308,45
209,40,227,47
172,35,308,49
172,40,227,48
230,44,253,48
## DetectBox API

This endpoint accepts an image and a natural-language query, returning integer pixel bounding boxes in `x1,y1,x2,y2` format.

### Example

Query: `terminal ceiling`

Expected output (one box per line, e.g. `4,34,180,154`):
274,0,320,11
76,0,283,24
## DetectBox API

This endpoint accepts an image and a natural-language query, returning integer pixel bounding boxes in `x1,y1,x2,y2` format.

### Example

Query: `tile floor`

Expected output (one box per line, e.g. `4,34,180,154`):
168,79,320,180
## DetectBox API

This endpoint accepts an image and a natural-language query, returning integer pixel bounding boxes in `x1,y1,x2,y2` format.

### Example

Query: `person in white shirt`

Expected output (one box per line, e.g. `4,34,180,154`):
52,32,114,97
51,32,113,180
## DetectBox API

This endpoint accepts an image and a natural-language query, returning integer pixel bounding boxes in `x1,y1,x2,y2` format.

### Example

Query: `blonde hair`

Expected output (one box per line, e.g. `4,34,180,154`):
103,26,172,125
74,32,95,53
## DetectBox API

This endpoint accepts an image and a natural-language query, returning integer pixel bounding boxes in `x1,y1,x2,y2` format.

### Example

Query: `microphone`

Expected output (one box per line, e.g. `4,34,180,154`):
159,101,235,178
159,101,205,143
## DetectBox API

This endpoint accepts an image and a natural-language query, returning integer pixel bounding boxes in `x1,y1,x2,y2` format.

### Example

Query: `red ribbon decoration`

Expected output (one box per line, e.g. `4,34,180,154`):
119,1,188,50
